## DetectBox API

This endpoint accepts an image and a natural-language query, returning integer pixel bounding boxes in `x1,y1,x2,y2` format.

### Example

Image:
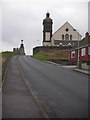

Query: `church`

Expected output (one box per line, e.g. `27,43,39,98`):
43,12,82,47
13,40,25,55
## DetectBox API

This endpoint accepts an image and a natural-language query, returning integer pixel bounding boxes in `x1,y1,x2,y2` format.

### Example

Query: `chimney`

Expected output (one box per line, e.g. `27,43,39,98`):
85,32,89,37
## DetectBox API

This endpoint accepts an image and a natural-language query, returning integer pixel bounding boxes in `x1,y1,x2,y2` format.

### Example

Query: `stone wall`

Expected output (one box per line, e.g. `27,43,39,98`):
33,46,71,54
33,46,72,60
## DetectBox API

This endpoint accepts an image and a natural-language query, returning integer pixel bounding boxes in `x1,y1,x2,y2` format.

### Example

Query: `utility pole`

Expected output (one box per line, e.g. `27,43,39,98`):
73,29,80,69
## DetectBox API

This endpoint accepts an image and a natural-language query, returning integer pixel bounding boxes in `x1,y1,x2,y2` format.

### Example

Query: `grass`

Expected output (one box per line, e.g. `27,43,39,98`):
32,52,49,61
32,50,69,62
2,51,17,58
0,51,18,84
1,51,18,64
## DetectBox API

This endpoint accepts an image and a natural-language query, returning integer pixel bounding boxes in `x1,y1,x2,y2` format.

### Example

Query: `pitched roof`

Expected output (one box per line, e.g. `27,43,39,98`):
71,34,90,50
52,21,82,37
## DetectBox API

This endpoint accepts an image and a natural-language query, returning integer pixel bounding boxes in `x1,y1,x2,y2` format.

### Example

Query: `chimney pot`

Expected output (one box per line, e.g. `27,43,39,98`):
85,32,89,37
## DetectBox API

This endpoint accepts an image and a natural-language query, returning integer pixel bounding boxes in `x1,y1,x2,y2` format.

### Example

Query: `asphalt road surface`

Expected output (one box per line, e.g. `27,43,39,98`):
3,55,88,118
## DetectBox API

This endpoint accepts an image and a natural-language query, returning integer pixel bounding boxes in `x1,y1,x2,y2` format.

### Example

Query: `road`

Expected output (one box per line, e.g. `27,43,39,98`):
3,55,88,118
0,56,2,120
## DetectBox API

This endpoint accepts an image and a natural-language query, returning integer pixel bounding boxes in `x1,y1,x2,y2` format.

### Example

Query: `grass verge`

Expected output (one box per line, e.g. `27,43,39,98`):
2,51,18,64
1,51,18,85
32,52,49,61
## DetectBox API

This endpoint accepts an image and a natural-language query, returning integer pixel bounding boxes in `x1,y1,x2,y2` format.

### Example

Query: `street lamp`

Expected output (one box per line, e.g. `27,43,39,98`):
73,29,80,69
37,40,40,46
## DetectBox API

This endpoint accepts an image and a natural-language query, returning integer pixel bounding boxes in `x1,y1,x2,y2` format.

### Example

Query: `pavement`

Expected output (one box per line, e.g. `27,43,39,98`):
2,56,44,118
73,68,90,75
46,61,90,75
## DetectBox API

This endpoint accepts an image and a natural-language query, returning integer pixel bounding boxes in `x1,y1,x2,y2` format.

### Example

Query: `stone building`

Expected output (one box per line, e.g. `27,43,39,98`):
43,12,82,47
13,40,25,55
43,12,53,46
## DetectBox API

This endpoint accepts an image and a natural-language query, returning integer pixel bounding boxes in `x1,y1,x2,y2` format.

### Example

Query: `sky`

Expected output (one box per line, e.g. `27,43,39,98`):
0,0,89,55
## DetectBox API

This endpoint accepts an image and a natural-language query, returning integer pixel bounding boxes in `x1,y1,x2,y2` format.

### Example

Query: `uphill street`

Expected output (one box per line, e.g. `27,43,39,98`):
2,55,88,118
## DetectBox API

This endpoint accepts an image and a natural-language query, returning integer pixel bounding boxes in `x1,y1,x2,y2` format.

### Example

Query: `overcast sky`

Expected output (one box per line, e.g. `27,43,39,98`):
0,0,89,55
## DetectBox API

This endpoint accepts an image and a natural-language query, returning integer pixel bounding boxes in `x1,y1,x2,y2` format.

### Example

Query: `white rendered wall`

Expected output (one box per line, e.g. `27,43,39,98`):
51,22,82,46
43,42,51,46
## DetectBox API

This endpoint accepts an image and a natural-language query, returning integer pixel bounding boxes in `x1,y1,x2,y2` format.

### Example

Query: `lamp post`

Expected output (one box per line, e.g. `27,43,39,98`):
37,40,40,46
73,29,80,69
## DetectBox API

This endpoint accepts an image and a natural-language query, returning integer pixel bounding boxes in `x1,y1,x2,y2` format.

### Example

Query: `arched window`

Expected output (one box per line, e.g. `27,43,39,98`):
65,34,69,41
62,34,64,40
70,35,72,41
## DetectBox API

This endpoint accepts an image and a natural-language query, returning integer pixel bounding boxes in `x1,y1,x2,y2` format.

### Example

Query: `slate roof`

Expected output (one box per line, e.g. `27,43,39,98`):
54,40,78,46
71,34,90,50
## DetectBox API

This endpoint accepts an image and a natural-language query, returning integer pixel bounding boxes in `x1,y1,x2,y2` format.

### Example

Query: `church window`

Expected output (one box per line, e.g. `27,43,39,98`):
65,34,69,41
70,35,72,41
62,34,64,40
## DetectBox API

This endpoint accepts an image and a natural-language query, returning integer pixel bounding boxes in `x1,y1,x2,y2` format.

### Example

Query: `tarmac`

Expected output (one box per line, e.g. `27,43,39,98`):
2,56,44,118
0,92,1,118
1,59,89,119
0,57,2,120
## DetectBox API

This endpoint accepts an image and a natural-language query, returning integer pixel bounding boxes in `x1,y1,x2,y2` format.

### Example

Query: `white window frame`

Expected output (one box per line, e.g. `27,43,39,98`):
81,48,86,56
88,46,90,55
71,51,75,58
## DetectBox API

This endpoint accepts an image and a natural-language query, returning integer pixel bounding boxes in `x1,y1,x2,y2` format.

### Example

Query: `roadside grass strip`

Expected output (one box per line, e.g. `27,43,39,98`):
32,52,49,61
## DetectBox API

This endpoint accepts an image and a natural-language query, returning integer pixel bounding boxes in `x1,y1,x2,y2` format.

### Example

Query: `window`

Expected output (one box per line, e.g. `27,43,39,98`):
66,28,69,32
81,48,86,56
88,46,90,55
70,35,72,41
65,34,69,41
71,51,75,58
62,35,64,40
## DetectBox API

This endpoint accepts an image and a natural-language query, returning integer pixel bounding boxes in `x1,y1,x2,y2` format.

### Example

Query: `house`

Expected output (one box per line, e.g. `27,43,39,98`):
70,32,90,70
43,12,82,47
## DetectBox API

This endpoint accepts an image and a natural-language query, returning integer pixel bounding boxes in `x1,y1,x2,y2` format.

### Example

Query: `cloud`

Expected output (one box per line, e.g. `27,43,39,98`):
1,0,88,54
0,2,2,52
88,1,90,33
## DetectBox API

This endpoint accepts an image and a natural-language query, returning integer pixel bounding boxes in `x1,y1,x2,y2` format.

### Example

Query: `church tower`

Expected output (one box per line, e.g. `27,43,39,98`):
19,40,25,55
43,12,53,46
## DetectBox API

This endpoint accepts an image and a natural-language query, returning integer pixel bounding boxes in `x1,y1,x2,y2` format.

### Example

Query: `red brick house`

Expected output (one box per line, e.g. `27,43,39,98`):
70,32,90,70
